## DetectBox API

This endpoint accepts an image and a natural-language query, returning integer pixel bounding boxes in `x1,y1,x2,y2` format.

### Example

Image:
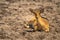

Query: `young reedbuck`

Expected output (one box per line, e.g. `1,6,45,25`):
25,8,49,32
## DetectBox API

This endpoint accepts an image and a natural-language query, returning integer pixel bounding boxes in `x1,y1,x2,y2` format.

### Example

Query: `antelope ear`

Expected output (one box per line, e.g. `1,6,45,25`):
29,8,34,13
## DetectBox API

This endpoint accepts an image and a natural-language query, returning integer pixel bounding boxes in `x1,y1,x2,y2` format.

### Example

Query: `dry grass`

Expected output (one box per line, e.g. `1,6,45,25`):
0,0,60,40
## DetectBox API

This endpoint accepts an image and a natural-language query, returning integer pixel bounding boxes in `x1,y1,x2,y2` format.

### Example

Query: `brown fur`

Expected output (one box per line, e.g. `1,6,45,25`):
25,8,49,32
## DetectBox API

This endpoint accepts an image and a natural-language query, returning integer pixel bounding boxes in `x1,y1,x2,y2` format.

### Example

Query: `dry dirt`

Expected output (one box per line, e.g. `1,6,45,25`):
0,0,60,40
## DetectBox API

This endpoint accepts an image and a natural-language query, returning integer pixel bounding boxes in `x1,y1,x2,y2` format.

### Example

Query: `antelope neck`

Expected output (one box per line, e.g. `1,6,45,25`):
36,13,41,19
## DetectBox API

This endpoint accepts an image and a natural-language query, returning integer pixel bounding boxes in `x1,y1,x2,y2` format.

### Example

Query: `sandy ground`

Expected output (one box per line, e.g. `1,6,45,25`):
0,0,60,40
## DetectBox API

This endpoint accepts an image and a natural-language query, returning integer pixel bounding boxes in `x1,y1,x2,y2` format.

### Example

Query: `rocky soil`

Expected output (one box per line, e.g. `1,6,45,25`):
0,0,60,40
